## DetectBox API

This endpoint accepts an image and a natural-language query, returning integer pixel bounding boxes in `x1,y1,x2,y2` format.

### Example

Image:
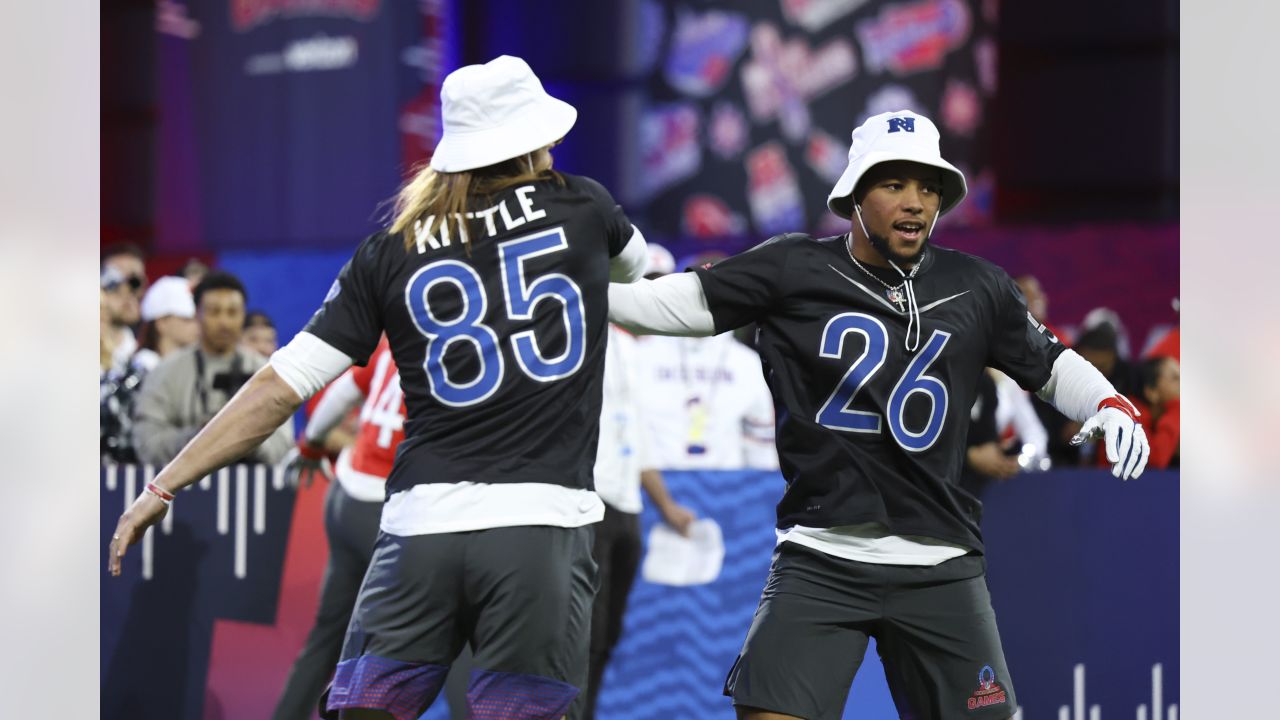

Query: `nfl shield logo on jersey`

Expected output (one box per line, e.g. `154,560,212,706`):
967,665,1008,710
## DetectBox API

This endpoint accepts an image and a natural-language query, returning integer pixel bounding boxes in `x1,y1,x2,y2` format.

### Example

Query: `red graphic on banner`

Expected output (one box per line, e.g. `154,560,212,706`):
683,195,746,238
203,481,331,719
857,0,971,76
941,79,981,136
232,0,381,32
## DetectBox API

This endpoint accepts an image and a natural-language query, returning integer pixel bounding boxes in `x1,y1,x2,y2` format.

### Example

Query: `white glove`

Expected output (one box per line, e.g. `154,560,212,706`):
1070,396,1150,480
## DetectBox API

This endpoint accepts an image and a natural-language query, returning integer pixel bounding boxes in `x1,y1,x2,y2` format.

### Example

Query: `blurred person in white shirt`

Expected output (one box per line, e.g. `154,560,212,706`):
634,244,779,471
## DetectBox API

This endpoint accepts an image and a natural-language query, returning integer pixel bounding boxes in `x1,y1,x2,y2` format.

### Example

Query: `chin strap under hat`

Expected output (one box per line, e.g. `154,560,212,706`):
830,111,967,353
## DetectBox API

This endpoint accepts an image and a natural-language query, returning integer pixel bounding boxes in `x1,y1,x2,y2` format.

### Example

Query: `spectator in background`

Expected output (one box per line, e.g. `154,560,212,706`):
1081,306,1134,363
243,310,279,358
102,277,199,463
959,371,1021,498
100,267,141,375
181,257,209,289
634,243,778,471
1144,297,1180,362
1016,274,1072,345
1074,314,1139,397
102,242,149,299
133,276,199,373
1074,315,1142,470
1137,355,1180,468
586,323,696,720
991,368,1051,470
131,270,293,466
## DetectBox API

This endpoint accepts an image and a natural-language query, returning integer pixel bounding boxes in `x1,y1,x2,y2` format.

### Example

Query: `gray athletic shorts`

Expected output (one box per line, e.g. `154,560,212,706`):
725,542,1017,720
324,525,597,720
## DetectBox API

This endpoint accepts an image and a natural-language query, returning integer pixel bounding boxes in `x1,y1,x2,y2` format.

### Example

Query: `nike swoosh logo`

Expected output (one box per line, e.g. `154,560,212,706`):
918,290,970,314
827,264,901,313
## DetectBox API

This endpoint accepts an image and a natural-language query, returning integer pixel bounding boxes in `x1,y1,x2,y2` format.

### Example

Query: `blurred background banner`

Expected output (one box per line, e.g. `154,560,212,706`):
105,0,1178,354
623,0,996,246
101,467,1179,719
150,0,448,254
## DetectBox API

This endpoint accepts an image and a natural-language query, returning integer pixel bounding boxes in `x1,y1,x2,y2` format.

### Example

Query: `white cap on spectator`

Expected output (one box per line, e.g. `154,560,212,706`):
141,276,196,321
646,243,676,276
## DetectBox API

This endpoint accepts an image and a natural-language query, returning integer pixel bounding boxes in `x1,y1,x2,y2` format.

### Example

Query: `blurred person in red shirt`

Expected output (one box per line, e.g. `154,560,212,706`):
1135,355,1180,469
1145,328,1179,363
274,337,404,720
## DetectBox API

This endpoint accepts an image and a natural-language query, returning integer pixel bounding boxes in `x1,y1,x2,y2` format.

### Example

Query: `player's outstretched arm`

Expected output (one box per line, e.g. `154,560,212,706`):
108,364,308,575
608,273,717,337
1036,349,1150,480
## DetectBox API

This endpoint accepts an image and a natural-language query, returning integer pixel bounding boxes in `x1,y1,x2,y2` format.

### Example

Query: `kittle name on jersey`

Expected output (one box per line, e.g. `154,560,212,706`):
412,185,547,253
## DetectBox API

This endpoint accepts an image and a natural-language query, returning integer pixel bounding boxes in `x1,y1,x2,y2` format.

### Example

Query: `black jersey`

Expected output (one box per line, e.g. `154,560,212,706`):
304,173,632,495
694,234,1064,550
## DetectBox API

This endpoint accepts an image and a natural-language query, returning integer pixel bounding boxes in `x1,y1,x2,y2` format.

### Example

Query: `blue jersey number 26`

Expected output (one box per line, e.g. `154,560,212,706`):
405,227,585,407
815,312,952,452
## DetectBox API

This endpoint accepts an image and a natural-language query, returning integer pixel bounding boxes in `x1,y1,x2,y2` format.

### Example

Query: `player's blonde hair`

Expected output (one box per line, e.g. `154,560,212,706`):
390,146,562,253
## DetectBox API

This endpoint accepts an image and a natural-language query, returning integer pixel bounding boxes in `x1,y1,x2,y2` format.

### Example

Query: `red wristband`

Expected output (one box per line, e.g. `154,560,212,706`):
146,482,175,504
297,437,327,461
1098,395,1139,421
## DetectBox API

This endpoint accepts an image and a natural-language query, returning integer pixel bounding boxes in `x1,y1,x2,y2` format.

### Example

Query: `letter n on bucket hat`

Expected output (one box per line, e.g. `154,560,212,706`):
429,56,578,173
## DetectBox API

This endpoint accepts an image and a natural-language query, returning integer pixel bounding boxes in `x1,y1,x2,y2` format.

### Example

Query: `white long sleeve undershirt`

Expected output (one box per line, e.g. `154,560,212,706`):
607,273,716,336
269,332,354,401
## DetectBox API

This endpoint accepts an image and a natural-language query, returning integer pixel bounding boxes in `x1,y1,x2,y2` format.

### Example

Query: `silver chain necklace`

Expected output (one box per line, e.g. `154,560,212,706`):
845,233,921,310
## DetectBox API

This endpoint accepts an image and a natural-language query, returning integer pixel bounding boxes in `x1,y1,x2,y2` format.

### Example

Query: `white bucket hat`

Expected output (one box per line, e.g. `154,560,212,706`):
826,110,967,220
430,56,578,173
141,276,196,321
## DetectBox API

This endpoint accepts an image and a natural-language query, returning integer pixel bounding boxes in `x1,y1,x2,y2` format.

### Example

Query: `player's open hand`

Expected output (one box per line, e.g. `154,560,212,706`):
1071,395,1150,480
108,491,170,576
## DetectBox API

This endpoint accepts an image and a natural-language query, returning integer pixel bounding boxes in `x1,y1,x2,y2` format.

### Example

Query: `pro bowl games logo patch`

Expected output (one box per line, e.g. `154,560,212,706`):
967,665,1008,710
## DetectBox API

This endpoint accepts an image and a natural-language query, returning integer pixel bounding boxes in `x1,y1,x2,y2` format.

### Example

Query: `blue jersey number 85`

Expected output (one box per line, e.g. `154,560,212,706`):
815,312,952,452
405,227,586,407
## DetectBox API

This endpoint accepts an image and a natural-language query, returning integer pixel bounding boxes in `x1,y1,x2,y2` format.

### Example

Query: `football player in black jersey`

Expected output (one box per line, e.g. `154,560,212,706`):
109,56,650,720
608,110,1149,720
